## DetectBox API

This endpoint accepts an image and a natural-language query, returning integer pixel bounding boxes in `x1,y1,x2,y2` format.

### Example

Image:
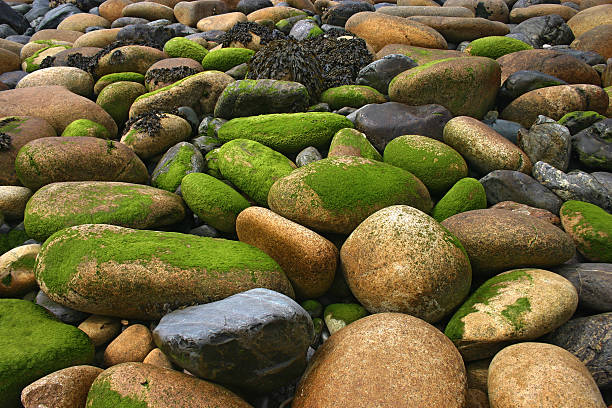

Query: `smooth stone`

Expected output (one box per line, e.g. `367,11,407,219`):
110,16,149,28
142,348,174,369
30,29,82,43
441,209,576,278
554,263,612,312
289,19,323,41
378,5,474,17
72,28,119,47
0,70,28,89
60,119,116,139
93,45,167,78
35,290,89,325
295,146,322,167
103,323,155,367
445,269,578,361
237,0,273,14
121,113,192,159
56,13,111,31
464,36,533,60
571,24,612,60
489,201,561,226
0,186,32,221
115,23,174,49
431,177,487,222
355,53,417,95
96,80,146,127
321,85,386,110
0,243,39,297
174,0,228,27
99,0,135,23
50,46,102,67
328,128,382,161
36,3,82,31
375,43,466,64
406,16,509,42
246,6,305,23
509,4,577,23
321,1,374,27
16,66,94,97
566,4,612,38
197,11,248,31
517,115,571,171
0,0,29,34
144,57,203,91
78,314,122,347
150,142,203,193
0,49,19,75
35,224,294,319
572,118,612,171
560,200,612,262
121,1,175,22
558,110,607,135
498,70,567,107
510,14,575,47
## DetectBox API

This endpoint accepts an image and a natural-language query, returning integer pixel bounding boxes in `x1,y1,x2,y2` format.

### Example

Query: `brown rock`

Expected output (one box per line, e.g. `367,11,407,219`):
104,324,155,367
30,29,83,43
246,6,305,22
490,201,561,226
377,5,475,17
20,365,103,408
19,40,70,62
488,342,606,408
285,0,315,12
51,46,103,67
73,28,121,48
571,24,612,60
500,84,609,128
78,315,122,347
99,0,134,21
293,313,468,408
122,1,176,21
0,49,19,75
236,206,338,299
444,0,476,12
466,359,490,393
345,11,448,52
398,0,441,5
16,66,94,97
143,348,174,369
0,244,40,297
406,16,509,42
121,114,192,159
375,43,466,63
0,38,24,56
474,0,508,23
145,57,204,90
57,13,111,32
567,4,612,38
0,186,32,220
174,0,228,27
441,209,575,278
509,4,577,23
197,11,247,31
93,45,168,78
467,389,490,408
579,0,611,9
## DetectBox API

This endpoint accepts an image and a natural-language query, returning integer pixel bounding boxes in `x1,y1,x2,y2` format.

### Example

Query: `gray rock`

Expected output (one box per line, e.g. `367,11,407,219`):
237,0,273,15
549,46,605,65
177,106,198,135
150,142,204,192
0,70,28,89
510,14,574,48
189,223,219,238
571,118,612,172
546,313,612,389
289,19,321,41
111,17,149,28
592,172,612,192
0,0,30,34
116,23,175,49
498,70,567,108
36,290,89,325
296,146,322,167
36,3,81,30
356,53,417,95
512,0,559,9
165,22,197,36
558,111,606,135
486,118,524,144
561,1,578,9
553,263,612,312
518,115,571,171
5,34,30,44
480,170,563,214
153,288,314,394
532,161,612,211
225,62,248,80
192,135,220,155
0,23,18,38
321,1,375,27
25,0,49,23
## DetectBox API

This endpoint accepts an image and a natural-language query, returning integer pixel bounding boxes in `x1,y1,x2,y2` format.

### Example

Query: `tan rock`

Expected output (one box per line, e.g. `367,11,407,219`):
377,5,475,17
143,348,174,369
30,29,82,43
490,201,561,226
236,206,337,298
51,46,102,67
93,45,168,78
346,11,447,52
174,0,228,27
20,365,103,408
474,0,508,23
104,324,155,367
398,0,441,5
488,342,606,408
293,313,468,408
0,38,23,56
0,244,40,297
579,0,611,9
121,114,192,159
197,11,247,31
407,16,509,42
16,66,94,97
21,45,69,72
145,57,204,90
57,13,111,32
509,4,577,23
0,48,20,75
122,1,176,21
99,0,134,22
443,0,476,12
247,6,305,22
78,315,122,347
0,186,32,220
20,40,69,61
285,0,315,12
567,4,612,38
73,28,121,48
375,43,466,63
571,24,612,60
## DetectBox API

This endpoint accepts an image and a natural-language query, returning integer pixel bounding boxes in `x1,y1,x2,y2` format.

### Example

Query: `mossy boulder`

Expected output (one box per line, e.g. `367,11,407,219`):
151,142,204,193
163,37,208,62
557,110,606,135
268,156,433,234
96,80,147,127
323,303,368,334
328,128,382,161
383,134,468,197
61,119,111,139
201,48,255,72
121,114,192,160
35,224,295,319
217,138,296,206
181,172,251,233
23,44,71,73
560,200,612,263
217,112,354,154
432,177,487,222
320,85,386,110
464,36,532,59
444,268,578,361
0,299,94,408
24,181,186,242
93,72,145,95
205,148,223,179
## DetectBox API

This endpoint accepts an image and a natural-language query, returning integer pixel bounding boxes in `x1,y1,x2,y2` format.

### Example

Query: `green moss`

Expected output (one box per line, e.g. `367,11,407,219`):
383,135,468,197
0,116,26,134
94,72,145,94
217,112,354,154
205,148,223,179
0,229,30,256
444,269,533,341
133,71,223,103
320,85,385,110
163,37,208,62
23,45,71,73
86,378,148,408
9,254,36,270
388,58,458,89
324,303,367,324
217,138,295,206
306,25,323,38
560,200,612,262
500,297,531,332
152,145,198,192
432,178,487,222
97,81,146,127
0,299,94,408
300,299,323,318
329,128,382,161
201,48,255,72
61,119,111,139
465,36,532,60
181,172,250,233
558,110,605,125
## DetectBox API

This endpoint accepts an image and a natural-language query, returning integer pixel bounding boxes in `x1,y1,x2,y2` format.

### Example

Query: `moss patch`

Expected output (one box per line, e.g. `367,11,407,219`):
500,296,531,332
94,72,145,94
465,36,532,59
163,37,208,62
201,48,254,72
61,119,111,139
560,200,612,262
152,144,198,192
328,128,382,161
320,85,385,110
432,178,487,222
86,378,148,408
0,229,30,256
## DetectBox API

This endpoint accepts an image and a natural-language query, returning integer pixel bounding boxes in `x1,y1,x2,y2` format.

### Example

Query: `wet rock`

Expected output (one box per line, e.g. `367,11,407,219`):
355,53,417,95
36,3,82,31
560,200,612,263
509,14,574,48
0,1,29,34
558,110,606,135
553,263,612,312
572,118,612,171
517,115,571,171
489,201,561,225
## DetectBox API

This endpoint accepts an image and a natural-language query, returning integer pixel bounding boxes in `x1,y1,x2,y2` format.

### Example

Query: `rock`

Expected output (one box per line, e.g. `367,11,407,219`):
16,66,94,97
268,156,432,235
0,70,27,89
22,44,72,73
320,85,386,110
345,11,447,52
0,86,118,137
73,28,120,47
86,362,252,407
35,224,294,319
510,14,575,47
432,177,487,222
572,118,612,171
163,37,208,62
558,110,606,135
571,24,612,60
509,4,577,23
349,102,452,150
490,201,561,225
174,0,228,27
296,146,322,167
121,1,175,22
566,4,612,38
99,0,135,23
237,0,272,15
488,342,606,407
236,206,337,298
15,137,148,190
115,23,175,49
94,72,144,95
121,113,192,159
322,1,374,26
57,13,111,31
0,244,39,297
289,19,323,41
201,47,253,72
0,186,32,221
103,323,155,367
406,16,509,42
293,313,468,407
20,365,102,408
323,303,368,334
96,80,146,127
35,290,90,325
197,11,248,31
376,44,466,64
153,288,313,393
378,5,475,17
328,128,382,161
560,200,612,263
0,0,29,34
0,299,94,408
78,314,122,347
24,181,185,241
498,70,567,108
479,170,563,214
93,45,167,78
355,53,417,95
61,119,112,139
445,269,578,361
442,209,575,278
554,263,612,312
144,57,204,91
36,3,82,31
464,35,532,59
0,49,19,75
517,115,571,171
142,348,174,369
389,57,501,119
151,142,204,192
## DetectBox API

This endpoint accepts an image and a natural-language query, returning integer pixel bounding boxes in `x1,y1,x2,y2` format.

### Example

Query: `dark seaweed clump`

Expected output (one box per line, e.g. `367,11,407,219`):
38,55,56,69
0,133,11,151
221,22,286,48
122,111,169,138
145,67,200,89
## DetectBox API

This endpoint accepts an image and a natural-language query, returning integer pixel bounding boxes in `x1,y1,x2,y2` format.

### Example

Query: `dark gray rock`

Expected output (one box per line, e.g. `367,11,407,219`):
35,3,81,31
549,46,606,65
480,170,563,214
11,3,32,14
225,62,248,80
189,223,219,238
572,118,612,172
347,102,452,151
165,22,197,36
553,263,612,312
532,161,612,211
192,135,220,155
153,288,314,393
296,146,322,167
307,102,330,112
517,115,571,171
546,313,612,389
561,1,579,9
510,14,574,48
593,172,612,192
0,70,27,88
237,0,273,15
177,106,198,135
486,118,524,144
5,34,30,44
0,24,18,38
36,290,89,325
289,19,321,41
110,17,149,28
356,53,417,95
0,0,30,34
187,30,225,43
321,1,375,27
498,70,567,108
25,0,49,23
558,111,606,135
116,23,175,49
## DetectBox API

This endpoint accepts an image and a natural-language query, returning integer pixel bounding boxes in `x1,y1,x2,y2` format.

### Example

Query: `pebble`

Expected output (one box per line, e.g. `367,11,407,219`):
103,323,155,367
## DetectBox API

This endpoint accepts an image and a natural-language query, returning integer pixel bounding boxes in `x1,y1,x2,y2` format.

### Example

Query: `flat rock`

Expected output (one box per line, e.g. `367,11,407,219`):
553,263,612,312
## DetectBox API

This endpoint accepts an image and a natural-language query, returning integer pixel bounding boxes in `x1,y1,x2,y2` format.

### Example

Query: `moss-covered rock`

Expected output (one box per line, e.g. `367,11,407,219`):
181,172,251,233
320,85,386,110
268,156,433,234
328,128,382,161
61,119,111,139
557,110,606,134
163,37,208,62
301,299,323,318
35,224,294,319
205,148,223,179
323,303,368,334
217,112,354,154
151,142,204,193
560,200,612,262
0,299,94,408
464,36,532,59
96,81,147,127
121,113,192,160
23,44,71,73
431,177,487,222
201,48,255,72
217,138,296,206
93,72,145,95
0,228,30,256
383,134,468,197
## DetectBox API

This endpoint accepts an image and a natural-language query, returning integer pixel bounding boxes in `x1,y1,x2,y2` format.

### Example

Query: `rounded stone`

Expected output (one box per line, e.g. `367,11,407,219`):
328,128,382,161
246,6,305,23
560,200,612,263
0,244,40,297
73,28,121,48
376,44,466,64
93,45,167,78
174,0,228,27
0,186,32,220
96,80,146,127
509,4,577,23
56,13,111,32
566,4,612,38
406,16,510,43
121,1,175,22
197,12,248,31
78,315,122,347
571,24,612,60
464,36,532,59
121,113,192,159
0,49,19,75
553,263,612,312
16,66,94,98
61,119,112,139
432,177,487,222
320,85,386,110
103,324,155,367
99,0,134,22
94,72,144,95
145,57,204,91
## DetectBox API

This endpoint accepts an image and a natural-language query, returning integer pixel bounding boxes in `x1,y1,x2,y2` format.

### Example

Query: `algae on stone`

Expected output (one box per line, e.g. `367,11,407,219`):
431,177,487,222
328,128,382,161
61,119,111,139
201,48,255,72
465,36,532,59
163,37,208,62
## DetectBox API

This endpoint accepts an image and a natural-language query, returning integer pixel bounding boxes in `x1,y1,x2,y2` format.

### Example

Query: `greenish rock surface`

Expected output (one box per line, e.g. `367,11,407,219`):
383,135,468,197
151,142,204,193
328,128,382,161
217,112,354,154
0,299,94,408
205,148,223,179
431,177,487,222
324,303,368,334
93,72,145,95
217,138,296,206
35,224,295,319
61,119,111,139
0,229,29,256
181,172,250,233
320,85,386,110
201,48,255,72
301,299,323,318
465,36,532,59
163,37,208,62
557,110,606,134
560,200,612,263
96,81,147,127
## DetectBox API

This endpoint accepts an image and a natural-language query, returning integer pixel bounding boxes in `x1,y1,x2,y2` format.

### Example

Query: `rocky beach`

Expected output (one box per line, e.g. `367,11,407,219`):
0,0,611,406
